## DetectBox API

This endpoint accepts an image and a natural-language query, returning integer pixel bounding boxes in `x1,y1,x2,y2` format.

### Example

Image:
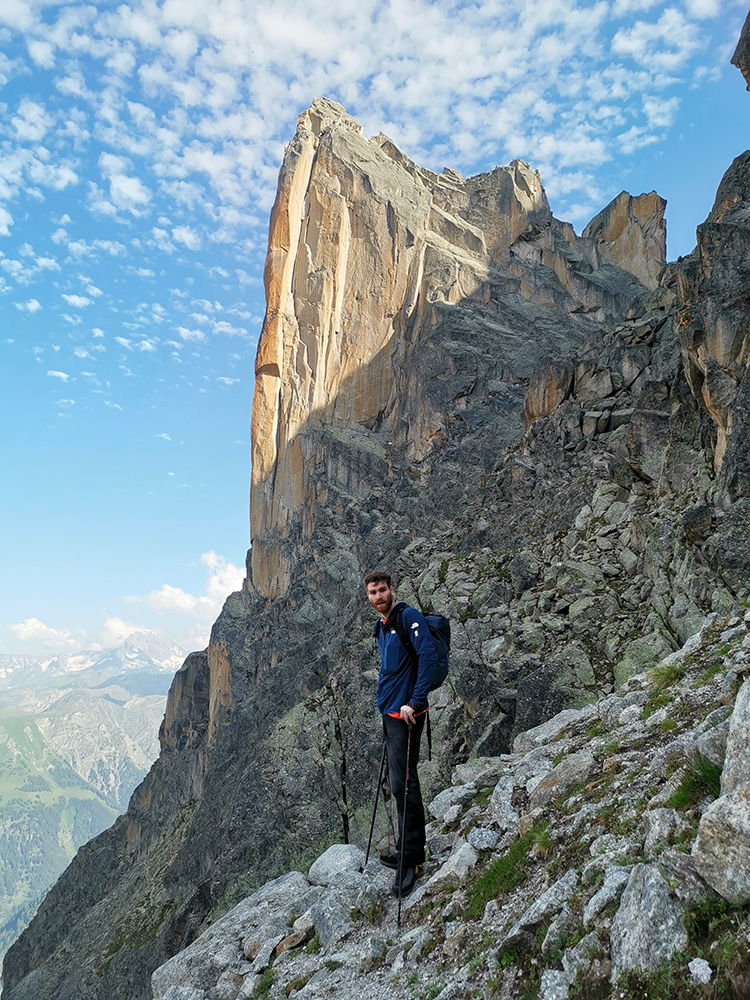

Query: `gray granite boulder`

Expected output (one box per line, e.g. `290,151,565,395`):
529,750,598,810
720,679,750,795
610,864,688,980
500,870,578,950
489,774,519,833
539,969,569,1000
427,839,478,890
428,784,477,822
562,931,602,984
583,867,630,926
513,705,597,753
694,781,750,902
308,844,364,886
152,872,310,999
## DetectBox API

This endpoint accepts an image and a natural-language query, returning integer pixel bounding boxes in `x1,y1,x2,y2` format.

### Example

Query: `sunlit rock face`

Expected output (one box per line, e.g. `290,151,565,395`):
250,97,666,597
582,190,666,291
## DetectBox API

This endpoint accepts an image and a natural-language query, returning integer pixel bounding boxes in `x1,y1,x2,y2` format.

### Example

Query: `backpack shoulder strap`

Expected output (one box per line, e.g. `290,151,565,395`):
393,607,417,664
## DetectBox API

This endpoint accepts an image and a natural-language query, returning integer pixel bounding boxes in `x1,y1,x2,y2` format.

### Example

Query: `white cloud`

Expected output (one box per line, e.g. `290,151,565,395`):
177,326,206,341
213,321,248,337
643,95,679,129
611,9,701,70
62,293,92,307
686,0,721,16
7,617,81,650
27,38,55,68
47,369,70,380
98,617,142,647
217,376,239,385
98,151,152,215
172,224,202,250
12,98,54,141
156,432,171,440
617,124,661,154
0,207,14,236
15,298,42,312
127,551,244,621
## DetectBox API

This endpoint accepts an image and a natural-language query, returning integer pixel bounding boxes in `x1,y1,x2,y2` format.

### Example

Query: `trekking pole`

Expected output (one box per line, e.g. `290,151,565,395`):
397,721,413,928
365,742,388,867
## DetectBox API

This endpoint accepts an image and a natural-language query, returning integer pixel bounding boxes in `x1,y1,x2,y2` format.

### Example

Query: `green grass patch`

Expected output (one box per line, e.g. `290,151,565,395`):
304,934,321,954
464,824,548,920
647,661,686,690
666,754,722,810
658,718,678,733
252,969,276,998
696,659,724,685
286,975,312,995
641,689,673,720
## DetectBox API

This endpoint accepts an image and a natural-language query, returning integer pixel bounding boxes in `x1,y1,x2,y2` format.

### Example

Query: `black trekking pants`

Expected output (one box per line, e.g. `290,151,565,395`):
383,713,426,866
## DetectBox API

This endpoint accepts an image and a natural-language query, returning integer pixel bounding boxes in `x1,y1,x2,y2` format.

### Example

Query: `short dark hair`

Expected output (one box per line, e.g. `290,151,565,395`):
364,569,392,588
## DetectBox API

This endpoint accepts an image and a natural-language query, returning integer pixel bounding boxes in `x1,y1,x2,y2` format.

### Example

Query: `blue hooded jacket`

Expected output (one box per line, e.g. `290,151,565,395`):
375,602,437,715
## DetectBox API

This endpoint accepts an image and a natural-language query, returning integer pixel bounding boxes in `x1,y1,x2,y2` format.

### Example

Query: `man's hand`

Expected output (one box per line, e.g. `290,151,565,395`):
400,704,416,725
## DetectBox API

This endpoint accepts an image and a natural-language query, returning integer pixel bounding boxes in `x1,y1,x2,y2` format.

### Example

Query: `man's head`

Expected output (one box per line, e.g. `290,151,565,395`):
364,570,395,618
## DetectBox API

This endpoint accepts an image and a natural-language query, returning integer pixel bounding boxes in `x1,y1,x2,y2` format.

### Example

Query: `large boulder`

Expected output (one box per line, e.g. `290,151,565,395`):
610,865,688,981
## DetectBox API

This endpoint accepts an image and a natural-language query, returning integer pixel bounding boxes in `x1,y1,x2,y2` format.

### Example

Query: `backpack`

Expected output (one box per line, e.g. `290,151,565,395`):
392,609,450,691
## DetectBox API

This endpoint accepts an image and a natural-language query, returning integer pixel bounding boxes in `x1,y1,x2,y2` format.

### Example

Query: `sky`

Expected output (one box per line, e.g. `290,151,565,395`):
1,0,747,658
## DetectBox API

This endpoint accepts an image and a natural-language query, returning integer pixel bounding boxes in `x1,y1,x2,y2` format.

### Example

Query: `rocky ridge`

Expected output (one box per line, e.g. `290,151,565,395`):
3,27,750,1000
149,610,750,1000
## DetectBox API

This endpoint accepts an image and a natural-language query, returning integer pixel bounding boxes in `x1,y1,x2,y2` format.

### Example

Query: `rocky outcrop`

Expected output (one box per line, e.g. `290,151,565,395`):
732,10,750,90
582,190,666,290
147,613,750,1000
668,149,750,488
250,97,666,598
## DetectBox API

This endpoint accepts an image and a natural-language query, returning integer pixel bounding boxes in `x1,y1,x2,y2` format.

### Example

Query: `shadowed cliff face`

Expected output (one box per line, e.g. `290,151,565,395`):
4,83,750,1000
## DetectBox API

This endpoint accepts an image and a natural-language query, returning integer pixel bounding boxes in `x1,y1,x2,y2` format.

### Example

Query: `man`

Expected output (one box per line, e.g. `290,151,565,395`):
364,569,437,895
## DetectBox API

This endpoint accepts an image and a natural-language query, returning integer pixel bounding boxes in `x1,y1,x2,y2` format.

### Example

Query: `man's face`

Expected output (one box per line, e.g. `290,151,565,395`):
366,579,395,618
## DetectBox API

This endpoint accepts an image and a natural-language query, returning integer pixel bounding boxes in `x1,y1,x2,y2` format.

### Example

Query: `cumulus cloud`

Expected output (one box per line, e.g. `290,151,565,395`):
47,369,70,380
16,298,42,311
98,152,152,215
127,551,245,621
0,207,13,236
7,617,81,650
98,617,142,647
12,98,54,141
62,293,92,307
172,225,202,250
177,326,206,341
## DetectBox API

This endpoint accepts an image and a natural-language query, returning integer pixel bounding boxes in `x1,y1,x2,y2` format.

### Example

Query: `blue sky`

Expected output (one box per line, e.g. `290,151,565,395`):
1,0,747,657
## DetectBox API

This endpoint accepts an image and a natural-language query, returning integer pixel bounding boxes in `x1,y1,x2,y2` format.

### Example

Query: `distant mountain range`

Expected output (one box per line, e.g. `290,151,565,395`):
0,631,186,972
0,630,185,695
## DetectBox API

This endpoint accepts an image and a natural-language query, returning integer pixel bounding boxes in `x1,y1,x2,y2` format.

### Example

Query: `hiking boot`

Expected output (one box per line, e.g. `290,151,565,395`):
392,864,421,896
379,851,399,870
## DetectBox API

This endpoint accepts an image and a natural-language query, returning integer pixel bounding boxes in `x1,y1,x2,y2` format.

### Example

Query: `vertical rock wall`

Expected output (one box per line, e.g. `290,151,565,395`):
249,98,668,598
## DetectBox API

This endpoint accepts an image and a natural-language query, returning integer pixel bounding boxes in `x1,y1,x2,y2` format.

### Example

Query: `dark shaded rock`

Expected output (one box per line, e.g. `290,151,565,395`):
732,10,750,90
509,551,541,596
719,498,750,592
681,504,713,543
